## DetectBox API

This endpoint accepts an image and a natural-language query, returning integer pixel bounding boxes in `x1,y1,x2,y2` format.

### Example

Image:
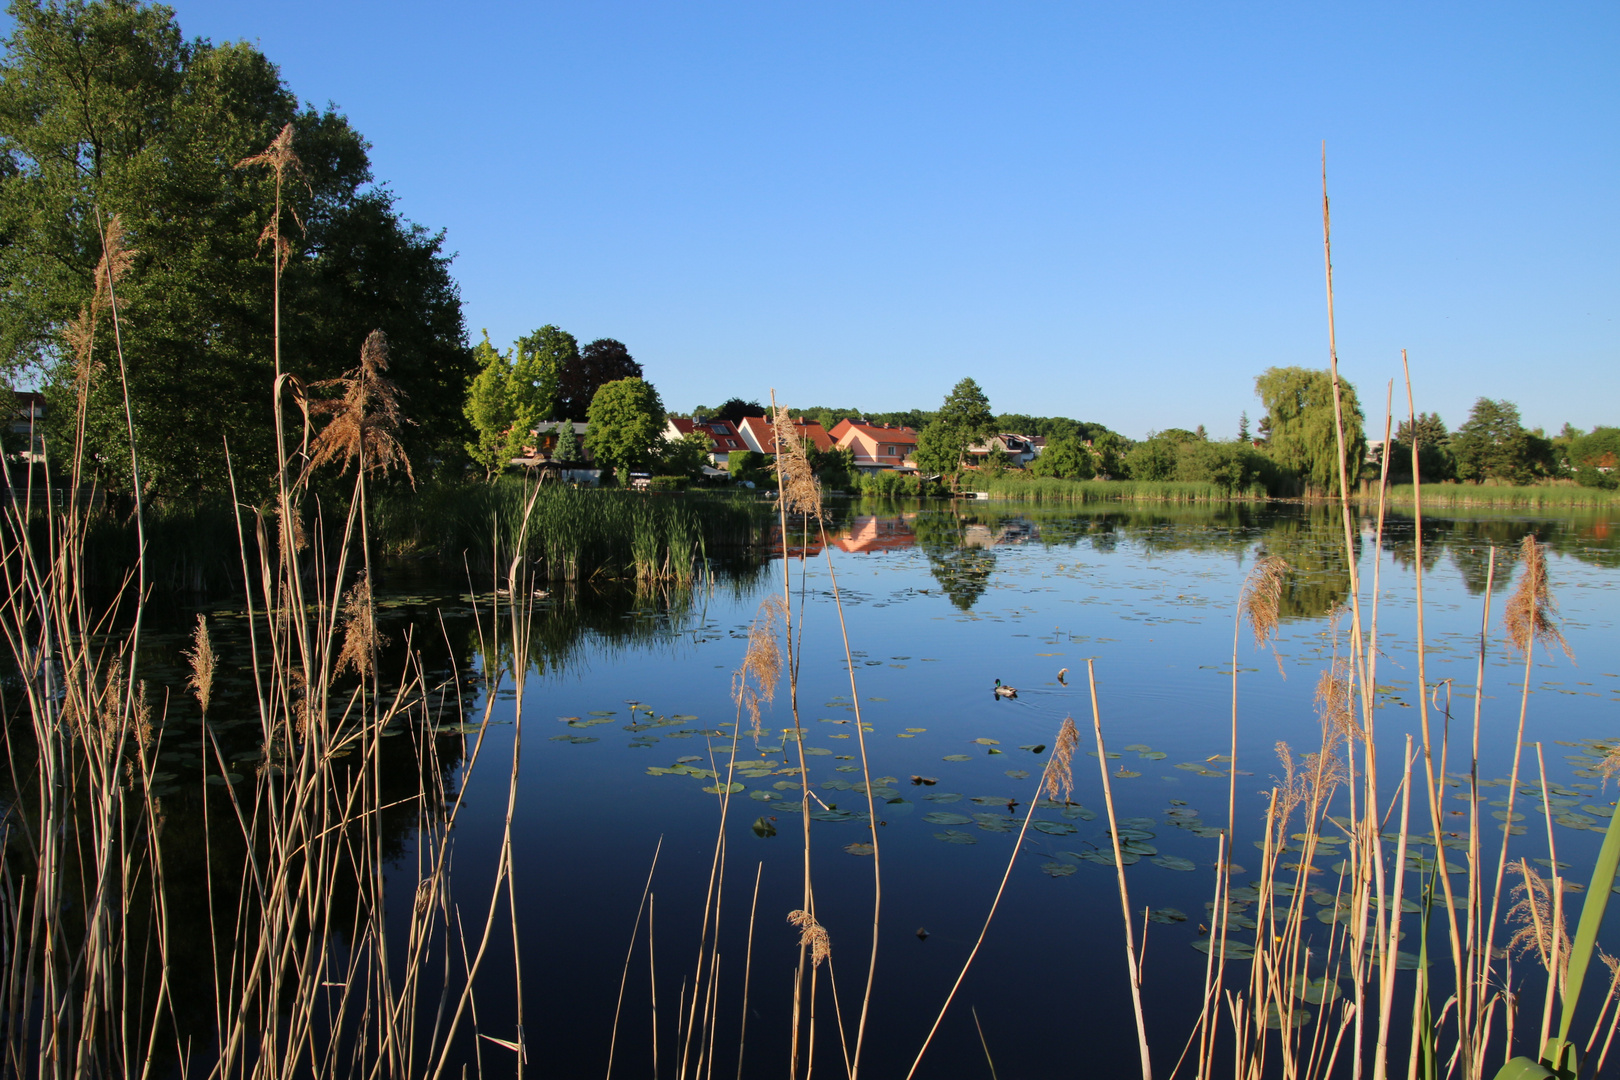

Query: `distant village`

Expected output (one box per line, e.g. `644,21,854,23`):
514,413,1048,484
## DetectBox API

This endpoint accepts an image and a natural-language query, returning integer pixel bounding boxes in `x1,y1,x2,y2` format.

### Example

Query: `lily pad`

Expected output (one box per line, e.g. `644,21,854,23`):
844,842,875,856
934,829,977,845
1020,744,1047,754
703,782,746,795
1041,861,1078,877
1151,855,1197,872
1033,820,1078,836
1147,907,1188,923
943,754,973,762
1192,938,1255,961
923,811,972,825
751,817,777,838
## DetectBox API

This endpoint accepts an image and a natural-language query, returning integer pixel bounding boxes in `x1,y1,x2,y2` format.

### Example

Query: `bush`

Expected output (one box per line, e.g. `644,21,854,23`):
647,476,688,491
1574,465,1618,490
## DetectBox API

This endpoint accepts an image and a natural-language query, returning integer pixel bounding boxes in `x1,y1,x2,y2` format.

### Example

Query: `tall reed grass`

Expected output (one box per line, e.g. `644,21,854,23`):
373,478,761,585
1378,484,1620,510
977,475,1261,503
0,186,525,1077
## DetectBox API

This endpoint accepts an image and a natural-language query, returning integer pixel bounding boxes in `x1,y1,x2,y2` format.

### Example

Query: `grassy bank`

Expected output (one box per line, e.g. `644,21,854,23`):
975,474,1264,502
1376,482,1620,510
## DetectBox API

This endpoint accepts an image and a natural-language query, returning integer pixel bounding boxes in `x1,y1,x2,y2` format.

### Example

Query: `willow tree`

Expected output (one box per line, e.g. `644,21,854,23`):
1254,366,1366,496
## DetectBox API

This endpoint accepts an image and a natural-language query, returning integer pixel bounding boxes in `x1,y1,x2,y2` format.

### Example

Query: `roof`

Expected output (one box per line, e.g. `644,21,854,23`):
828,420,918,445
667,417,748,453
735,415,834,454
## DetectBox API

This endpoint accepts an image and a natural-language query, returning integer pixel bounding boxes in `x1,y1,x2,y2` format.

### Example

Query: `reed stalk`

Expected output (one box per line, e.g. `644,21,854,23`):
1090,660,1152,1080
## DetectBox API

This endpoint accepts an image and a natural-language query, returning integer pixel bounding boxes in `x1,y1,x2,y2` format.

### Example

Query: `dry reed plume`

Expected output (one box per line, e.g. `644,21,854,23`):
1240,553,1287,649
183,612,215,715
772,406,821,519
61,213,136,385
336,572,386,677
1044,716,1079,803
732,594,785,736
788,909,831,968
1509,859,1570,982
236,122,308,270
306,329,415,483
1505,534,1571,659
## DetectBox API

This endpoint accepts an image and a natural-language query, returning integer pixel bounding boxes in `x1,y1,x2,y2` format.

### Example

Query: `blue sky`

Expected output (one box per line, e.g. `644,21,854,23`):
60,2,1620,437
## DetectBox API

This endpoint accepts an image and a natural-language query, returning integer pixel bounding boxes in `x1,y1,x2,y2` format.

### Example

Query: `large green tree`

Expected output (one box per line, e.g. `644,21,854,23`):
1450,398,1555,485
584,377,665,482
915,378,994,486
0,0,471,497
1254,367,1366,496
1027,434,1096,480
461,327,565,477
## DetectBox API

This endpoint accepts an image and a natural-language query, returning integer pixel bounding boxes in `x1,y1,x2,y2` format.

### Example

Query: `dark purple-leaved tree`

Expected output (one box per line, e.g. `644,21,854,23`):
557,338,642,421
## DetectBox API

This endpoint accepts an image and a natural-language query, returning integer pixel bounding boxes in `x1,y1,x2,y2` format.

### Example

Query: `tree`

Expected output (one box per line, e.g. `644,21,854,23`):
1092,432,1129,478
510,325,570,423
463,333,522,477
727,448,769,485
2,0,471,497
460,326,567,478
1027,435,1095,480
712,398,763,424
558,337,640,420
1254,367,1366,496
1385,411,1454,483
584,377,664,482
915,378,994,486
1176,440,1268,494
1124,436,1179,481
1450,398,1555,485
655,430,710,479
1566,425,1619,471
1238,411,1250,442
552,422,582,466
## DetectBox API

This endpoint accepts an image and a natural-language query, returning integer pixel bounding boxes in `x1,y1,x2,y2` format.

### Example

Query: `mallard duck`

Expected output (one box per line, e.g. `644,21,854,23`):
993,679,1017,698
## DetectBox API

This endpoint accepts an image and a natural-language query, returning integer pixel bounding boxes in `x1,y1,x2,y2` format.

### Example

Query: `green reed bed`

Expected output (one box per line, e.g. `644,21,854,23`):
370,479,765,583
1378,483,1620,510
977,475,1260,503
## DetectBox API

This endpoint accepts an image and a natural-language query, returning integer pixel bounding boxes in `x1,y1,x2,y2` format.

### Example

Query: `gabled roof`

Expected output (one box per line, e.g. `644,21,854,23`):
735,415,834,454
828,420,918,445
668,417,749,452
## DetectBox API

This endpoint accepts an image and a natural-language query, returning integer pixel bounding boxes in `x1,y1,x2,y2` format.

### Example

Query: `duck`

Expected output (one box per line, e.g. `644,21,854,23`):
1057,667,1069,686
993,679,1017,699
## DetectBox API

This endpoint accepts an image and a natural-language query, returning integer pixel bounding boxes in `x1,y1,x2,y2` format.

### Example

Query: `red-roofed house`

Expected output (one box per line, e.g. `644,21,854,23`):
734,415,834,455
828,420,918,472
664,417,749,465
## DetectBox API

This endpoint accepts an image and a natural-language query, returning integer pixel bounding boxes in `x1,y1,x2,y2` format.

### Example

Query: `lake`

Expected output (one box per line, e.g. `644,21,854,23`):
122,498,1620,1077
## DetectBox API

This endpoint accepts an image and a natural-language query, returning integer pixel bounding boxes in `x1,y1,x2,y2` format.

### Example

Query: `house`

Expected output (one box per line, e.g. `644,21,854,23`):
664,417,748,466
514,420,600,483
734,415,834,456
827,420,918,472
966,433,1041,468
8,392,45,464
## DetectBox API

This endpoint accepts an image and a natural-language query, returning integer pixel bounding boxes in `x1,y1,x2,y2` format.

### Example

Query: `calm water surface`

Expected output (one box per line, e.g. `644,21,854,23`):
160,500,1620,1076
